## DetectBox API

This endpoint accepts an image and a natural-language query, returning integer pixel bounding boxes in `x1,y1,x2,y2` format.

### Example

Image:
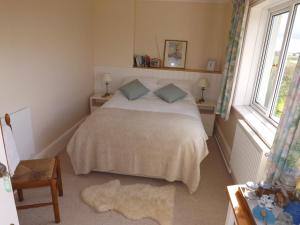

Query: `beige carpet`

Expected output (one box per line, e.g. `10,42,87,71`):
82,180,175,225
17,138,233,225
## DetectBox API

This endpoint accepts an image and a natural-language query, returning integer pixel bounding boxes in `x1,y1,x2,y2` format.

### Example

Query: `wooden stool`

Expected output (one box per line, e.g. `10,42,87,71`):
11,157,63,223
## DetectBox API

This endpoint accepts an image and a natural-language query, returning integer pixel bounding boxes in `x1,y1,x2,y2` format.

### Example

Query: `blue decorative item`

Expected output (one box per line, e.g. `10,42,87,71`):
284,202,300,225
252,205,276,224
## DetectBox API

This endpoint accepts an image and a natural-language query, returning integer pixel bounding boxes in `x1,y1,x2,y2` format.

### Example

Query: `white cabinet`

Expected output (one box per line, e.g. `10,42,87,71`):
197,101,216,136
89,93,114,113
0,124,20,225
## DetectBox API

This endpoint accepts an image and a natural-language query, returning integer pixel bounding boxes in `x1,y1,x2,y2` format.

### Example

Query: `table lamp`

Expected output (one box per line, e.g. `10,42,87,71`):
103,73,112,97
198,78,209,103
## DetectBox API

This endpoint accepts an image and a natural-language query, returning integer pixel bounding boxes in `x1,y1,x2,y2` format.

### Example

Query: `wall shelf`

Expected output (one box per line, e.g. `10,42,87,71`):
133,66,222,75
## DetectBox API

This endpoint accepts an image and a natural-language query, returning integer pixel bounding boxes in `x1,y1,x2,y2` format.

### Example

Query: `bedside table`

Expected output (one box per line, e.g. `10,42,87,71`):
90,93,113,113
197,101,216,136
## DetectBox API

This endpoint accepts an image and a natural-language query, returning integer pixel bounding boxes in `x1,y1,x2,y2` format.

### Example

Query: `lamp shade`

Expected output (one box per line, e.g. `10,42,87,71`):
198,78,209,88
103,73,112,83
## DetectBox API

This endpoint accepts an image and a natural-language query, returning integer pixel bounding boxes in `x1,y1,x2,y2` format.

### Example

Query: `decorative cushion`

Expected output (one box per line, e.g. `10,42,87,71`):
154,83,187,103
158,79,193,92
120,79,150,100
122,77,159,91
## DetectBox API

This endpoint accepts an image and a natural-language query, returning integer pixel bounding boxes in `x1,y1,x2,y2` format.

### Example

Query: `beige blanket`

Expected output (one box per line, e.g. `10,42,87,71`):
67,108,208,193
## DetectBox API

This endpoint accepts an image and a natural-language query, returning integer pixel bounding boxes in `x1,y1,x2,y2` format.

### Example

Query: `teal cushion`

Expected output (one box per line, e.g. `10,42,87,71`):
155,83,187,103
120,79,150,100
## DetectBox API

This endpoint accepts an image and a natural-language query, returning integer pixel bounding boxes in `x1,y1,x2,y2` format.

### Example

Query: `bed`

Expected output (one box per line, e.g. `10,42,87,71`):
67,80,209,193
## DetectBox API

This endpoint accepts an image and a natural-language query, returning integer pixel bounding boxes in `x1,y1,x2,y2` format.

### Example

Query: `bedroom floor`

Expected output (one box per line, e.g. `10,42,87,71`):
17,138,233,225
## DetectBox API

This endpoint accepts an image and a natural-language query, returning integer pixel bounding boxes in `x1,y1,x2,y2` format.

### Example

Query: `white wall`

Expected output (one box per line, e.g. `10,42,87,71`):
0,0,94,153
93,0,135,67
92,0,231,102
93,0,232,70
135,0,232,71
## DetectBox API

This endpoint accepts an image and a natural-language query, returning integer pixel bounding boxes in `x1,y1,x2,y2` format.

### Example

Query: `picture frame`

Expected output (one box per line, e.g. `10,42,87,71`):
150,58,161,68
163,40,188,69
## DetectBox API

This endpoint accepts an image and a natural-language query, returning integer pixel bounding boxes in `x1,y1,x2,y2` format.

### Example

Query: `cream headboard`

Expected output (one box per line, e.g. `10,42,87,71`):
94,66,223,102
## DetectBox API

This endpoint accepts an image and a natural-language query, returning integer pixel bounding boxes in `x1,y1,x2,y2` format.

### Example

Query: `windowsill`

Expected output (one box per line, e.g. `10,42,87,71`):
233,105,276,148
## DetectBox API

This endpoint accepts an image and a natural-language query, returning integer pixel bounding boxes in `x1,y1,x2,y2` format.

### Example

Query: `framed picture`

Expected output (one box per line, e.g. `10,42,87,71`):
163,40,187,69
150,58,161,68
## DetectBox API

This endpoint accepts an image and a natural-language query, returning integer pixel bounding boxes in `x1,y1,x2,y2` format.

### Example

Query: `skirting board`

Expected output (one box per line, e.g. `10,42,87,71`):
34,117,86,159
214,123,232,174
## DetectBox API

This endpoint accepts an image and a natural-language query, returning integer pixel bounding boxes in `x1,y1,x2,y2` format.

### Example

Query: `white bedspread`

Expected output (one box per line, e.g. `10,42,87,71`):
67,92,209,193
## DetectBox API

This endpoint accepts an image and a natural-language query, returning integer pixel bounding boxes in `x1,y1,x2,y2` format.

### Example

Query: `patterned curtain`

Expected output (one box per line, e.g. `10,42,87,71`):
266,59,300,188
216,0,249,119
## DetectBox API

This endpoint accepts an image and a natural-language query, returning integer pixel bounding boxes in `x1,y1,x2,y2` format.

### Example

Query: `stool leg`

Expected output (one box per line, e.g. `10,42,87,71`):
50,179,60,223
55,157,63,197
17,189,24,202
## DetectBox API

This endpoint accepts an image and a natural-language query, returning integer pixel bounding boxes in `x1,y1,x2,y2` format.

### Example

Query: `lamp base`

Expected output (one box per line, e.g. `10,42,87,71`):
198,98,205,104
102,92,111,98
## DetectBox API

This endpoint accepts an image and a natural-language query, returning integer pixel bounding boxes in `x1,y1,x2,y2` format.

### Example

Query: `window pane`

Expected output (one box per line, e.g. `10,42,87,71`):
272,5,300,121
256,12,289,109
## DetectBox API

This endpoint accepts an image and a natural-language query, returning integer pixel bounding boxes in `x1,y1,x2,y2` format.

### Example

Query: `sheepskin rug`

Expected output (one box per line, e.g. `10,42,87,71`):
81,180,176,225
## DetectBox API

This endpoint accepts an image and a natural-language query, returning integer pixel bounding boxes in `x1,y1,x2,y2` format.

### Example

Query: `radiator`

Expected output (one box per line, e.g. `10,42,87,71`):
230,120,270,184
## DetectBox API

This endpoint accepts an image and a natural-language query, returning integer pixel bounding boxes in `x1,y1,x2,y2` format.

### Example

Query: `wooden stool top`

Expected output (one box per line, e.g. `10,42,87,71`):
12,158,56,185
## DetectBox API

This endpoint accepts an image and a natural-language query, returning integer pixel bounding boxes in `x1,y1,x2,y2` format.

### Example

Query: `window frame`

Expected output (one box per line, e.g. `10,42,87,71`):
250,1,300,126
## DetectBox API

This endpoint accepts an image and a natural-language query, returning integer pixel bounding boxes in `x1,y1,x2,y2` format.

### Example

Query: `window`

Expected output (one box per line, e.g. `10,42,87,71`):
252,2,300,125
